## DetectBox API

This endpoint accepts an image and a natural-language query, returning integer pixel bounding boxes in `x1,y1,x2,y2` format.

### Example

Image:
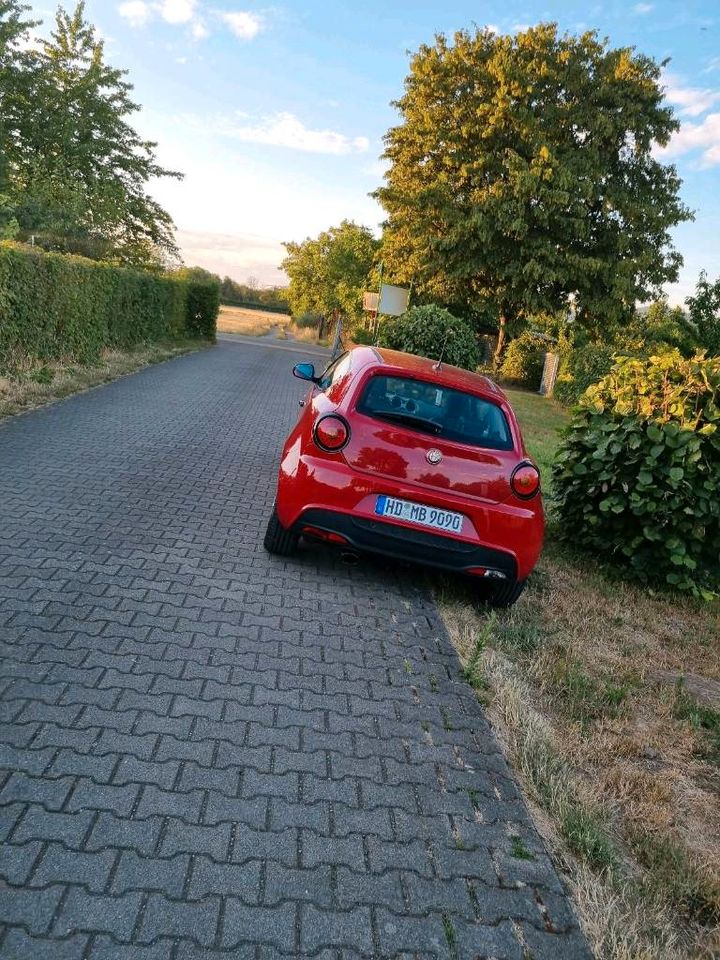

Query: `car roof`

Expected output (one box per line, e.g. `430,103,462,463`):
349,345,506,402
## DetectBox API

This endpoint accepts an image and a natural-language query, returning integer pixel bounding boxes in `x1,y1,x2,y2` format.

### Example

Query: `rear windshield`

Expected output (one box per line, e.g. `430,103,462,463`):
357,375,514,451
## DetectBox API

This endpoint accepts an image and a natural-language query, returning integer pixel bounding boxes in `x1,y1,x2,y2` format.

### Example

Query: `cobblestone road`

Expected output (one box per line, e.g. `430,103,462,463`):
0,339,590,959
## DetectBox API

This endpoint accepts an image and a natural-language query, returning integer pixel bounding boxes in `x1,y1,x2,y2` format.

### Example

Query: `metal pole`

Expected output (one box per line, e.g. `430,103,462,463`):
330,315,343,360
373,262,384,342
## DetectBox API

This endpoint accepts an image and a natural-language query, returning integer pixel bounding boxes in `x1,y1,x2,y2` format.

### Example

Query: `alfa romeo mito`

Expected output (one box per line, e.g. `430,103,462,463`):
263,346,544,607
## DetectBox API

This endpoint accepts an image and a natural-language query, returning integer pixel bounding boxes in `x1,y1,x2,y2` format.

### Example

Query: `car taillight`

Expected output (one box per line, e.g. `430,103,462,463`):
511,462,540,499
313,414,350,452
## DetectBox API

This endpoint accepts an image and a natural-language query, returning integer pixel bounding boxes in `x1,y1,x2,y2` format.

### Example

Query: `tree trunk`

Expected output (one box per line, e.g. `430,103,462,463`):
493,314,508,368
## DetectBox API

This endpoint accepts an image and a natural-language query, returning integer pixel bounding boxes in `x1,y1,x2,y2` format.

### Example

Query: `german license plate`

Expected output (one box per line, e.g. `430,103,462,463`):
375,495,464,533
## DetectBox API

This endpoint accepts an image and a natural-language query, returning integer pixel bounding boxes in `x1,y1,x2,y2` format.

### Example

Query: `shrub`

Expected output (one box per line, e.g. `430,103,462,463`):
617,302,699,358
378,304,479,371
294,311,322,329
185,279,219,339
553,351,720,598
0,242,217,370
499,331,548,389
553,343,615,405
351,326,375,346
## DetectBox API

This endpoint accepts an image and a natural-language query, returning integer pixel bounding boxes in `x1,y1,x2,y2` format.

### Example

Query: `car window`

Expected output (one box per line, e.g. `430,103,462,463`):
317,352,351,392
357,374,514,451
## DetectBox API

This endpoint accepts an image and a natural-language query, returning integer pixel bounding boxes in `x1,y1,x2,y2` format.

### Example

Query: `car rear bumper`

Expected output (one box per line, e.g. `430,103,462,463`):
293,508,518,579
276,451,543,581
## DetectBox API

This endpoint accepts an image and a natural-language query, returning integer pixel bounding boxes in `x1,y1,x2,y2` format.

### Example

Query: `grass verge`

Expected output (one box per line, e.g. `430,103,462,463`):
435,387,720,960
0,339,207,420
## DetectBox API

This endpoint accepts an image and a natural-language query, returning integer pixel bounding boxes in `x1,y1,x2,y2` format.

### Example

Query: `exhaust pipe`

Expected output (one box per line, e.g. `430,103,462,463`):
340,550,359,565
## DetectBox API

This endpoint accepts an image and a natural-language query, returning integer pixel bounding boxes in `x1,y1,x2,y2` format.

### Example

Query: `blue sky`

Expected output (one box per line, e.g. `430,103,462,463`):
26,1,720,301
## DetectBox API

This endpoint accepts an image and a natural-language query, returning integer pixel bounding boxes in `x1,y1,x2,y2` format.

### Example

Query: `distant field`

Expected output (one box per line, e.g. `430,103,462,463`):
217,305,331,346
217,305,292,337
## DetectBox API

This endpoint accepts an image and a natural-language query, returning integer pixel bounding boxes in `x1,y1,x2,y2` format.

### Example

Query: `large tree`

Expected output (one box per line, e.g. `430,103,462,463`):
685,271,720,357
375,24,692,362
0,0,37,236
282,220,379,336
0,1,181,266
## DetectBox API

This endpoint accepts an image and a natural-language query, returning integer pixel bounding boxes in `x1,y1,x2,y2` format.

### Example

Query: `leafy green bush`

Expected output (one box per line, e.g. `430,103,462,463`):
553,343,615,405
378,304,479,371
185,279,219,339
616,301,699,358
553,352,720,598
0,242,217,369
499,331,548,388
294,311,322,329
351,326,375,345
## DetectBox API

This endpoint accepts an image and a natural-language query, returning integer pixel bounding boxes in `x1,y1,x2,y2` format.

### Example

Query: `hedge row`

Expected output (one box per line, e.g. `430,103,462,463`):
0,242,219,369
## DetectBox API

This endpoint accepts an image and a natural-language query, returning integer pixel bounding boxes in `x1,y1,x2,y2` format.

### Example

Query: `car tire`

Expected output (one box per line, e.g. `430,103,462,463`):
486,578,526,608
263,505,299,556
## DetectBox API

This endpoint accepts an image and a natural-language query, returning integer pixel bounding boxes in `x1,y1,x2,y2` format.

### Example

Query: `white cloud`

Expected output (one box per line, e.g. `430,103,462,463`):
664,72,720,117
485,23,499,34
220,11,263,39
221,112,369,155
656,112,720,167
633,2,653,12
118,0,205,34
118,0,151,27
191,18,209,39
159,0,196,24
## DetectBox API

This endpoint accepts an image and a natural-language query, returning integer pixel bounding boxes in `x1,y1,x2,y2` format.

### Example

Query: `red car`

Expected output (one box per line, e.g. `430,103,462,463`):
263,346,544,607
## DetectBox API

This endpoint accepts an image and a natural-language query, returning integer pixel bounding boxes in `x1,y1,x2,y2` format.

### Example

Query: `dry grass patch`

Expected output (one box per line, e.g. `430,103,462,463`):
0,339,206,420
218,305,332,346
279,324,331,346
217,304,292,337
452,385,720,957
436,551,720,958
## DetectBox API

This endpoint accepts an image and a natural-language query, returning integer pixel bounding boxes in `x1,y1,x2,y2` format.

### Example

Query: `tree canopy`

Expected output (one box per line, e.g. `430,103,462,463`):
0,1,181,266
685,271,720,357
282,220,379,334
375,24,693,360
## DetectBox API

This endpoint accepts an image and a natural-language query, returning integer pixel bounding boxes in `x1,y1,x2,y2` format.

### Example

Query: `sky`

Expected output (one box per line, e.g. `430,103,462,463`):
25,0,720,302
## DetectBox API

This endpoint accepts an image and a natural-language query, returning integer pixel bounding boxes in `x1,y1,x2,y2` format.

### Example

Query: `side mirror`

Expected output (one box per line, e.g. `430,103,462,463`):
293,362,317,383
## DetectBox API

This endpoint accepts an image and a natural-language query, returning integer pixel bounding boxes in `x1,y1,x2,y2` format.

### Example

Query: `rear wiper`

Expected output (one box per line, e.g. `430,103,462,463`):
374,411,442,435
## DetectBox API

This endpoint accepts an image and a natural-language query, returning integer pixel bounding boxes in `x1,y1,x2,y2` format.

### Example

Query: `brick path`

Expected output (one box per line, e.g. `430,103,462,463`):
0,339,590,959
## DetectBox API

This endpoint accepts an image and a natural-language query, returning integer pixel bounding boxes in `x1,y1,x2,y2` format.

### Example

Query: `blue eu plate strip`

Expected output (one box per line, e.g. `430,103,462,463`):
375,495,387,516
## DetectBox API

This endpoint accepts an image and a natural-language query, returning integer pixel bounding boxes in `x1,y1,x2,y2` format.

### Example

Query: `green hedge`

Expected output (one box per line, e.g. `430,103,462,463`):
553,351,720,598
553,342,616,405
185,279,220,339
0,242,218,369
378,304,480,371
499,331,549,389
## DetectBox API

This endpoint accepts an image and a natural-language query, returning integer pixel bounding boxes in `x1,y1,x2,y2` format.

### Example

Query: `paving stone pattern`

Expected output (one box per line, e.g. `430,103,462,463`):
0,340,591,959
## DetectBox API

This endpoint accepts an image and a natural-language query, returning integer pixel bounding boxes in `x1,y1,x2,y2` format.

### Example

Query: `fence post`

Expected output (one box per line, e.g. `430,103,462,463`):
539,352,560,396
330,317,344,360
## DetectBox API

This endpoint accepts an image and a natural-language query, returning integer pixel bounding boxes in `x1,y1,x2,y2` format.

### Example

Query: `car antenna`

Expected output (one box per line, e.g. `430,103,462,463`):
433,332,449,371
